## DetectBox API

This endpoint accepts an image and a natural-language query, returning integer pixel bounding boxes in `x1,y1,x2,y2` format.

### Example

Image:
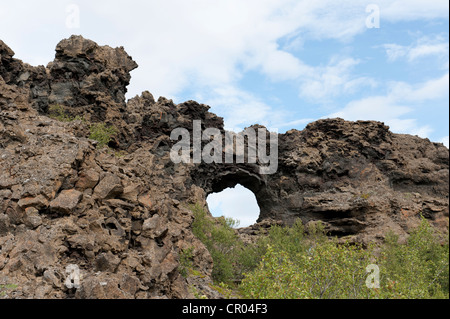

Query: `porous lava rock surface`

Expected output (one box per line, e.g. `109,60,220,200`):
1,36,448,298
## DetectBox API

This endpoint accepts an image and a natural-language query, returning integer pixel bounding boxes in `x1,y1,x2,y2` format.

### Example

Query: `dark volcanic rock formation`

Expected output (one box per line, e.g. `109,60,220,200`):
1,36,448,298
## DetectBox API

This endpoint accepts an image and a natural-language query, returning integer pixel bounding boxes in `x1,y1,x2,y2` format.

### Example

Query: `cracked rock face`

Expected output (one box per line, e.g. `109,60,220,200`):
0,36,448,299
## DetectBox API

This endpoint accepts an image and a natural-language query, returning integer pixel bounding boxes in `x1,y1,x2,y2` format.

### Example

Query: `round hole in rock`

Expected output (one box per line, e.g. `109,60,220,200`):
206,184,260,228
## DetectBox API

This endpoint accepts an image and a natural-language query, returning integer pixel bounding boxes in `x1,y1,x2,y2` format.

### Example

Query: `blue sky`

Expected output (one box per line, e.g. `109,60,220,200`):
1,1,448,226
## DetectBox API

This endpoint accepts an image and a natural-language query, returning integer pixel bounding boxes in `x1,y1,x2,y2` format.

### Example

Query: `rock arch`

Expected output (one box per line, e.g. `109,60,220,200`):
191,165,279,223
188,118,449,242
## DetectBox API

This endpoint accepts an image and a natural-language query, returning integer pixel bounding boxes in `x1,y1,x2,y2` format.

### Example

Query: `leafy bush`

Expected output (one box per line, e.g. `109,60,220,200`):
378,217,449,298
240,217,448,299
239,245,307,299
48,104,83,122
0,284,17,297
179,247,195,278
48,105,120,151
190,204,449,299
88,123,117,148
240,225,374,299
191,204,243,284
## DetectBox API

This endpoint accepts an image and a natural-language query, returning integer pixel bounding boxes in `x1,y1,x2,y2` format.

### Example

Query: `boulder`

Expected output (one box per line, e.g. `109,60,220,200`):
50,189,82,214
93,173,123,199
75,169,100,190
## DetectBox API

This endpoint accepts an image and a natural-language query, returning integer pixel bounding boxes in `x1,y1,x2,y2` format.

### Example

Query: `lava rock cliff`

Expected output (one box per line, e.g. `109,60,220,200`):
0,36,448,298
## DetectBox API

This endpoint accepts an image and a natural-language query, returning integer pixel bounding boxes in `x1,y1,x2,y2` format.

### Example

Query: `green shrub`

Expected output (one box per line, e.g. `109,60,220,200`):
239,245,308,299
191,204,242,284
89,123,117,148
179,247,195,278
48,104,83,122
0,284,17,297
209,282,238,299
240,231,374,299
190,203,448,299
240,217,448,299
360,193,372,200
378,217,449,298
234,238,268,281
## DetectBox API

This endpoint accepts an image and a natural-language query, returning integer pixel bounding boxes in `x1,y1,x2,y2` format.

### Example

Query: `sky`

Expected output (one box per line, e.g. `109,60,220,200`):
1,0,448,227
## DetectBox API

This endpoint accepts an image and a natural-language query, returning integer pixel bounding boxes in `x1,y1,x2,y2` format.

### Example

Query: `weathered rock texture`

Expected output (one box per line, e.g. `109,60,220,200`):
1,35,448,298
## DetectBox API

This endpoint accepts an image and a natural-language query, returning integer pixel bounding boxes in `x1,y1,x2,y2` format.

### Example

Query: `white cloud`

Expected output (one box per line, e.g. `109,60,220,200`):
330,98,432,137
204,85,274,131
2,0,376,131
383,36,449,63
381,0,449,21
0,0,397,98
328,72,449,138
330,96,411,120
1,0,448,132
440,136,449,148
383,43,409,62
388,73,449,102
299,57,377,101
207,184,260,227
386,119,433,138
408,42,448,61
277,118,315,130
86,0,316,98
245,47,308,81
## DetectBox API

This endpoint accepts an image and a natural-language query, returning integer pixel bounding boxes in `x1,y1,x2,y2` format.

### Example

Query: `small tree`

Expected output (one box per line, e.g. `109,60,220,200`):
89,123,117,148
